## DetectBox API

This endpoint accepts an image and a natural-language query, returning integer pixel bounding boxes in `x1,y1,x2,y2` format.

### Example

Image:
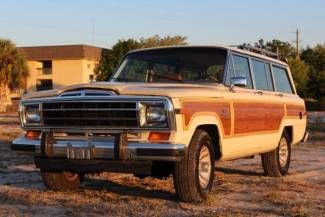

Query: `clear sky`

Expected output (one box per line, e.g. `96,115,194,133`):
1,0,324,49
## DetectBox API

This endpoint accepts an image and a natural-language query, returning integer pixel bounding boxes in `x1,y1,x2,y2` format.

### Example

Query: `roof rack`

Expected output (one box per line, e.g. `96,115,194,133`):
234,43,279,60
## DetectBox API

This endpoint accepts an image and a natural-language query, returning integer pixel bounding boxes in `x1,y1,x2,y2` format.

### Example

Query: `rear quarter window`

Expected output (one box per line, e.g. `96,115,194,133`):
272,66,293,94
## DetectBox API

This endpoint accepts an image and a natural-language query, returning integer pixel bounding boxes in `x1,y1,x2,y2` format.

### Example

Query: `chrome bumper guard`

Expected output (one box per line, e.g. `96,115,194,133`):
11,136,185,162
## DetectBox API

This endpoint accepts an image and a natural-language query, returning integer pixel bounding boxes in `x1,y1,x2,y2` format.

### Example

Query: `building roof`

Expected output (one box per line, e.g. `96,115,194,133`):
19,44,104,60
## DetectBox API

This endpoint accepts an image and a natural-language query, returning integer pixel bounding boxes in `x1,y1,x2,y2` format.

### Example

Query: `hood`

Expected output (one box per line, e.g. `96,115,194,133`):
23,82,226,99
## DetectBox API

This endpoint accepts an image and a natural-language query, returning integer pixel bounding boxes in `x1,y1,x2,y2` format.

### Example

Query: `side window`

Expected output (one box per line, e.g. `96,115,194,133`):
272,66,293,94
251,59,269,90
227,55,253,89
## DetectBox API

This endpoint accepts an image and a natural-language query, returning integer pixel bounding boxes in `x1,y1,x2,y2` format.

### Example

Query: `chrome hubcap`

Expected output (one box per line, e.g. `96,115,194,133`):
278,138,289,167
198,145,212,189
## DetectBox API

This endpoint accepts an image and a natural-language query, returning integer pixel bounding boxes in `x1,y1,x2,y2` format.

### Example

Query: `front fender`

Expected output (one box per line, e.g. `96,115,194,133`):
172,113,224,148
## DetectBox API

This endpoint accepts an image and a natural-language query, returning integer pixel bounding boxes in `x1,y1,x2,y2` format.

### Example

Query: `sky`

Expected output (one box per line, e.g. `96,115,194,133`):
0,0,324,49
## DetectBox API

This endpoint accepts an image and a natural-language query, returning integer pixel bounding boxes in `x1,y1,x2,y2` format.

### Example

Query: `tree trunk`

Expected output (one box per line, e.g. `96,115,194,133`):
0,83,11,113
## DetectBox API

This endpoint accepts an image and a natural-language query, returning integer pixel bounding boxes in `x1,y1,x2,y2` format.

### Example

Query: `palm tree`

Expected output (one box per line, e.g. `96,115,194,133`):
0,39,28,112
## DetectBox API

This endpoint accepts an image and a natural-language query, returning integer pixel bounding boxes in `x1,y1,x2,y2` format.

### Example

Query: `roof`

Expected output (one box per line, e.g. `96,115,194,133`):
128,45,288,66
19,44,105,61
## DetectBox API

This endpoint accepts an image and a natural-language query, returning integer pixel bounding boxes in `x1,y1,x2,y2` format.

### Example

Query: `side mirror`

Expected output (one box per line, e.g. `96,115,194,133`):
230,76,247,88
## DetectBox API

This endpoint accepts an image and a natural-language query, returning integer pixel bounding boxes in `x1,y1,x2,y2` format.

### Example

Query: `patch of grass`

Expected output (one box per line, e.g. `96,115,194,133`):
264,191,284,205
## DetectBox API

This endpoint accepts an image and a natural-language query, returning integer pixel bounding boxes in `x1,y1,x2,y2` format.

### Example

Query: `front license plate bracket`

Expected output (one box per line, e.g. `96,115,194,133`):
66,143,95,160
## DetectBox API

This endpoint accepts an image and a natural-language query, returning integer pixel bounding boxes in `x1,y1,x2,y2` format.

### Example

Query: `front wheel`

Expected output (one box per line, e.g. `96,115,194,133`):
41,170,81,191
261,131,291,177
173,129,215,202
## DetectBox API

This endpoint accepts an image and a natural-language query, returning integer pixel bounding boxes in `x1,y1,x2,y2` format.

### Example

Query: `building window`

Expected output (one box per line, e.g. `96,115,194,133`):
36,79,53,91
89,74,95,82
38,60,52,74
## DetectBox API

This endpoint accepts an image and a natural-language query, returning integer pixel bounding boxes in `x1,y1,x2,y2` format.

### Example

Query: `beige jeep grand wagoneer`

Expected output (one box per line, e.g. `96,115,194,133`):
12,45,308,202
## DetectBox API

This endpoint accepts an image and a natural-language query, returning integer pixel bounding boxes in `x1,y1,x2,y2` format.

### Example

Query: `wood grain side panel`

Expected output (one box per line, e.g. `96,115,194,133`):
234,103,285,134
181,101,301,137
234,103,265,134
181,101,231,135
286,104,306,117
265,104,285,130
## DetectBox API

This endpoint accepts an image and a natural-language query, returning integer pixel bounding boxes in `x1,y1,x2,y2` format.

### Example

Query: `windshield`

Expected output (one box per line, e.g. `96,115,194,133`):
111,47,227,83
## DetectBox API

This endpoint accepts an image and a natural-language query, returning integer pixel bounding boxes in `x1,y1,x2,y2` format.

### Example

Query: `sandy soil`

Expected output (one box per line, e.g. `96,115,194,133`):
0,113,324,217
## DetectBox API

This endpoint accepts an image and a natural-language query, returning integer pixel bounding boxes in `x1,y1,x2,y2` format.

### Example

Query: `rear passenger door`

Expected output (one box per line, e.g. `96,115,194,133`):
223,53,267,155
250,59,285,133
225,54,267,136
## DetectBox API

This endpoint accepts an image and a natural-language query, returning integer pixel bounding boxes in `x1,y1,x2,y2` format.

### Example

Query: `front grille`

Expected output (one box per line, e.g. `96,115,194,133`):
42,101,138,128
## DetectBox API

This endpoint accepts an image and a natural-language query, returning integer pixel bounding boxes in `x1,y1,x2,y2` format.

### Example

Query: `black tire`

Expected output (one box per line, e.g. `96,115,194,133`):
79,173,85,183
173,129,215,202
261,131,291,177
41,170,81,191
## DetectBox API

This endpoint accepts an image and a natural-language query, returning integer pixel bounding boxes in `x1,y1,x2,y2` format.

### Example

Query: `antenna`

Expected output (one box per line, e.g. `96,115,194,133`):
91,18,95,45
292,28,301,59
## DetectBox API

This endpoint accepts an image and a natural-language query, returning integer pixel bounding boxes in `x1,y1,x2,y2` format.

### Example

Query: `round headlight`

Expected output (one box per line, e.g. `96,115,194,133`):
146,106,166,123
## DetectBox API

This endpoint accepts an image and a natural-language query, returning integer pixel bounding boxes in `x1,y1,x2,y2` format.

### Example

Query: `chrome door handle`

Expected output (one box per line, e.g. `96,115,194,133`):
276,93,284,97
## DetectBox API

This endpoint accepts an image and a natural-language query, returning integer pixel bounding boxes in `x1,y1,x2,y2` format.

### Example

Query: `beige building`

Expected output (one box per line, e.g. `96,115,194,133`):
19,44,104,93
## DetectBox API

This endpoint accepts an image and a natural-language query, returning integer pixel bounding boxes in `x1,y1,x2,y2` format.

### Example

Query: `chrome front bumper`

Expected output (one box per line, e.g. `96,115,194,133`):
11,136,185,162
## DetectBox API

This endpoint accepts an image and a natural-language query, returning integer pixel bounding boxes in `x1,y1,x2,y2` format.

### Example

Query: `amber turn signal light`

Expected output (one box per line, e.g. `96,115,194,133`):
148,132,170,141
25,130,41,140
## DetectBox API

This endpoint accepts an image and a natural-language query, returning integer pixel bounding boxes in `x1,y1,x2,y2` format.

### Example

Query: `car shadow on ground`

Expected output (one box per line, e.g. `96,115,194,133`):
82,177,177,201
215,166,263,176
0,164,177,202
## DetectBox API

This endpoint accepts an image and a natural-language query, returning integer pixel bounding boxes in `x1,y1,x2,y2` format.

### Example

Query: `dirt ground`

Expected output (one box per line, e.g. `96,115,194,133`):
0,113,324,217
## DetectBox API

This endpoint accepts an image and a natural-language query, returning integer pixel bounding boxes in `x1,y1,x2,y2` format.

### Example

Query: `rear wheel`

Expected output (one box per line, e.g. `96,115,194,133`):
173,129,215,202
41,170,81,191
261,131,291,177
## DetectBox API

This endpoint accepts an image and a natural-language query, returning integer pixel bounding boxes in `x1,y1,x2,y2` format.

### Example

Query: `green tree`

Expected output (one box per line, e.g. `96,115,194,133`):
287,57,309,96
95,39,140,81
301,44,325,100
0,39,28,112
95,35,188,81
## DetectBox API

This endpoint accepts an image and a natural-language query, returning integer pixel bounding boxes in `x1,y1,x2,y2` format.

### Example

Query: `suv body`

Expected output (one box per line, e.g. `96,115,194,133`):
12,45,308,202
